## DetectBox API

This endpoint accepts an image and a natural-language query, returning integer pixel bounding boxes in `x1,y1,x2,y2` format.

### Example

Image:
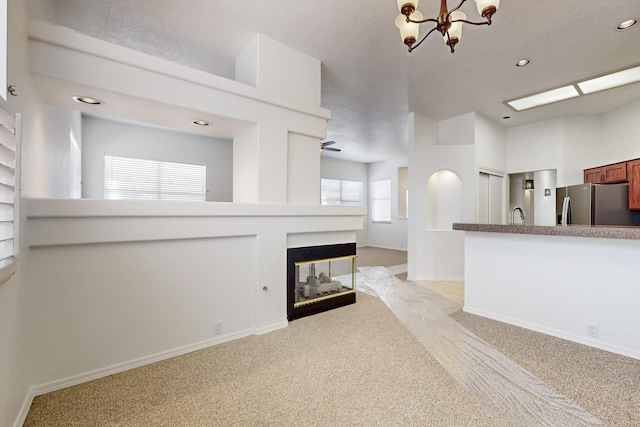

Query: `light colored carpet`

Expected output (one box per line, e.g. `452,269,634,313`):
25,247,639,426
357,246,407,268
451,310,640,427
25,291,496,426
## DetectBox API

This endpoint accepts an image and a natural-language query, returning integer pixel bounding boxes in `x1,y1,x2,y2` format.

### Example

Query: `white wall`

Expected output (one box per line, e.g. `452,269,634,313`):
507,100,640,187
475,112,507,172
464,231,640,360
601,99,640,162
24,200,364,397
321,157,368,245
409,111,477,281
236,34,321,106
81,116,233,201
0,1,70,425
288,133,321,205
0,13,362,427
367,157,409,251
506,118,564,179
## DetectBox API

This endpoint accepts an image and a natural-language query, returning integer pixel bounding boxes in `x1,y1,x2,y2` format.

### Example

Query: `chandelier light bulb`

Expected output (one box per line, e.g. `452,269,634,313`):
397,0,419,16
444,11,466,52
396,11,423,49
474,0,500,20
395,0,499,54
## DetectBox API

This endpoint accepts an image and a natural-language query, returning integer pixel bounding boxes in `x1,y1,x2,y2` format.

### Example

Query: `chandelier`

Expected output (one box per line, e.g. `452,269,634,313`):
395,0,500,53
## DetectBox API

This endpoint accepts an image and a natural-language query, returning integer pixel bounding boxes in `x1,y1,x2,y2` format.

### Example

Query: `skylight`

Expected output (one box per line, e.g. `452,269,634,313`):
505,65,640,112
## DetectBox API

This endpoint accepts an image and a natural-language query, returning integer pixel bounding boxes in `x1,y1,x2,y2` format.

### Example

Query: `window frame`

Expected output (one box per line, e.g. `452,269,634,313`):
104,154,207,202
371,179,392,223
320,178,363,206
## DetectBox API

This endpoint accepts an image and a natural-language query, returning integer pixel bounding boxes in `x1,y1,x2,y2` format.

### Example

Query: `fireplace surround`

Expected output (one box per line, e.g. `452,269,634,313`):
287,243,357,320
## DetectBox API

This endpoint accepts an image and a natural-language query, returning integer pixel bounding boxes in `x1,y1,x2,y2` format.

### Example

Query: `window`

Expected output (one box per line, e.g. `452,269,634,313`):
104,155,206,201
321,179,363,206
0,105,19,283
371,180,391,222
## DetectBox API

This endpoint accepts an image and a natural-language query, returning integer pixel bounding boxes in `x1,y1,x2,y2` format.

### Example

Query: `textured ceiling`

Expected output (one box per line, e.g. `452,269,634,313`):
34,0,640,163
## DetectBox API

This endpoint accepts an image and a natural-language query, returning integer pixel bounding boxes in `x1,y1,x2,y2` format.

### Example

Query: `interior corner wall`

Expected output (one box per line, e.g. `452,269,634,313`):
233,125,259,203
600,99,640,162
562,116,602,186
506,118,565,181
320,157,369,245
474,113,507,172
2,1,57,425
287,133,320,205
438,112,475,145
408,113,437,280
81,116,233,201
235,34,321,106
507,100,640,189
367,157,409,251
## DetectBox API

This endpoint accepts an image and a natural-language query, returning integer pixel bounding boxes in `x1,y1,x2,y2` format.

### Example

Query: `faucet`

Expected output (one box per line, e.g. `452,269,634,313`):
511,207,525,225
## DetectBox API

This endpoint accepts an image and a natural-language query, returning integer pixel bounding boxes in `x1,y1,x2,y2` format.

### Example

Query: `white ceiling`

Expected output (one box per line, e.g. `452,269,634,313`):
33,0,640,163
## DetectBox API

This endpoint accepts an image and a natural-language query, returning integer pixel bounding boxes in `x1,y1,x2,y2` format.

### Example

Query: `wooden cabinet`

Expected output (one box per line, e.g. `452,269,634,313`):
628,159,640,210
584,167,603,184
584,161,627,184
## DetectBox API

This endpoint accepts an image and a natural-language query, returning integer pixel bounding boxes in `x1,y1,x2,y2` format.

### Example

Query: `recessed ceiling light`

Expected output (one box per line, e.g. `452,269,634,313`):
506,85,580,111
516,59,530,67
193,120,211,126
617,19,637,30
72,96,104,105
577,65,640,94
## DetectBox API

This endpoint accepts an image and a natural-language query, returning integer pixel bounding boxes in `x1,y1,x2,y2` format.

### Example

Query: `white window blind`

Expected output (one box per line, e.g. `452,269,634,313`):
321,178,363,206
371,180,391,222
104,155,206,201
0,106,18,280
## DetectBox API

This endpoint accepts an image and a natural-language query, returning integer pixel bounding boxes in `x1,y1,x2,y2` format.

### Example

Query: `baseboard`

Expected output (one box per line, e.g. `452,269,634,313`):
462,306,640,361
13,323,293,426
14,390,36,427
30,328,257,397
254,320,289,335
407,275,463,282
361,244,407,252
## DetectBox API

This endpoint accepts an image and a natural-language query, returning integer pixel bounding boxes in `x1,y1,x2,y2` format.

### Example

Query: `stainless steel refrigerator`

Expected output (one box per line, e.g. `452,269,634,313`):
556,183,640,226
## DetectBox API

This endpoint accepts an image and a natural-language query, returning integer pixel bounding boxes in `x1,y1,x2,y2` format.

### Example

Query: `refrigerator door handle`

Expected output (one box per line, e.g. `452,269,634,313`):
561,196,570,227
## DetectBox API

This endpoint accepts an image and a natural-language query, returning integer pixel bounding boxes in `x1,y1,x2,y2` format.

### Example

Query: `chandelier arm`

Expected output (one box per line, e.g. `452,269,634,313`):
451,18,491,26
407,17,438,24
409,26,440,52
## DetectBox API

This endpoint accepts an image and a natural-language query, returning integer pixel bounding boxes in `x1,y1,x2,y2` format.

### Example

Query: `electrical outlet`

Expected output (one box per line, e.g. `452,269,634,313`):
587,323,599,338
214,320,224,335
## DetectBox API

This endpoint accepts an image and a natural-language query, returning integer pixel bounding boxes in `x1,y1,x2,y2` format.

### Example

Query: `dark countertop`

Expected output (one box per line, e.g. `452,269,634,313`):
452,223,640,240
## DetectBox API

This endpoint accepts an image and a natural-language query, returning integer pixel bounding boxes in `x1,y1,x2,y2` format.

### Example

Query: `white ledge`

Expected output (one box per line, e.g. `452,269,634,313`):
28,20,331,121
26,198,366,219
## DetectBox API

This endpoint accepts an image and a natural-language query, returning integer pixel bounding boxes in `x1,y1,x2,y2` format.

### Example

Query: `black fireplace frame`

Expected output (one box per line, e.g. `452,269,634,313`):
287,243,357,321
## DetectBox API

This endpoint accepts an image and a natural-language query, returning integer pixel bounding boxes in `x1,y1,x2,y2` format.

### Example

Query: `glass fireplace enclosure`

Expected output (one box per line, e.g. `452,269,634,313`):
287,243,356,320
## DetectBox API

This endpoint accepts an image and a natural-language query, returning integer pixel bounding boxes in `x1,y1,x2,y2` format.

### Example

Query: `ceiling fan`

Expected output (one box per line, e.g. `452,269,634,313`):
320,140,341,152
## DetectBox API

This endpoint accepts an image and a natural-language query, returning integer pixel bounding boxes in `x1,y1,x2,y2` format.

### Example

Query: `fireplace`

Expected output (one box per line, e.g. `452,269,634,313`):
287,243,357,321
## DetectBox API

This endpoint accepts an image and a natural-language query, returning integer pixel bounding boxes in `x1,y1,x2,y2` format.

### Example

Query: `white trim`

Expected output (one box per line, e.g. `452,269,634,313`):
463,306,640,361
477,166,505,177
254,320,289,335
14,326,283,427
407,275,464,282
362,244,407,252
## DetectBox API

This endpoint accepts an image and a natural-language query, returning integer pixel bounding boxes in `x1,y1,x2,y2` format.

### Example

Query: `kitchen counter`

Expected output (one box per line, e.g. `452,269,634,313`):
455,222,640,360
452,223,640,240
